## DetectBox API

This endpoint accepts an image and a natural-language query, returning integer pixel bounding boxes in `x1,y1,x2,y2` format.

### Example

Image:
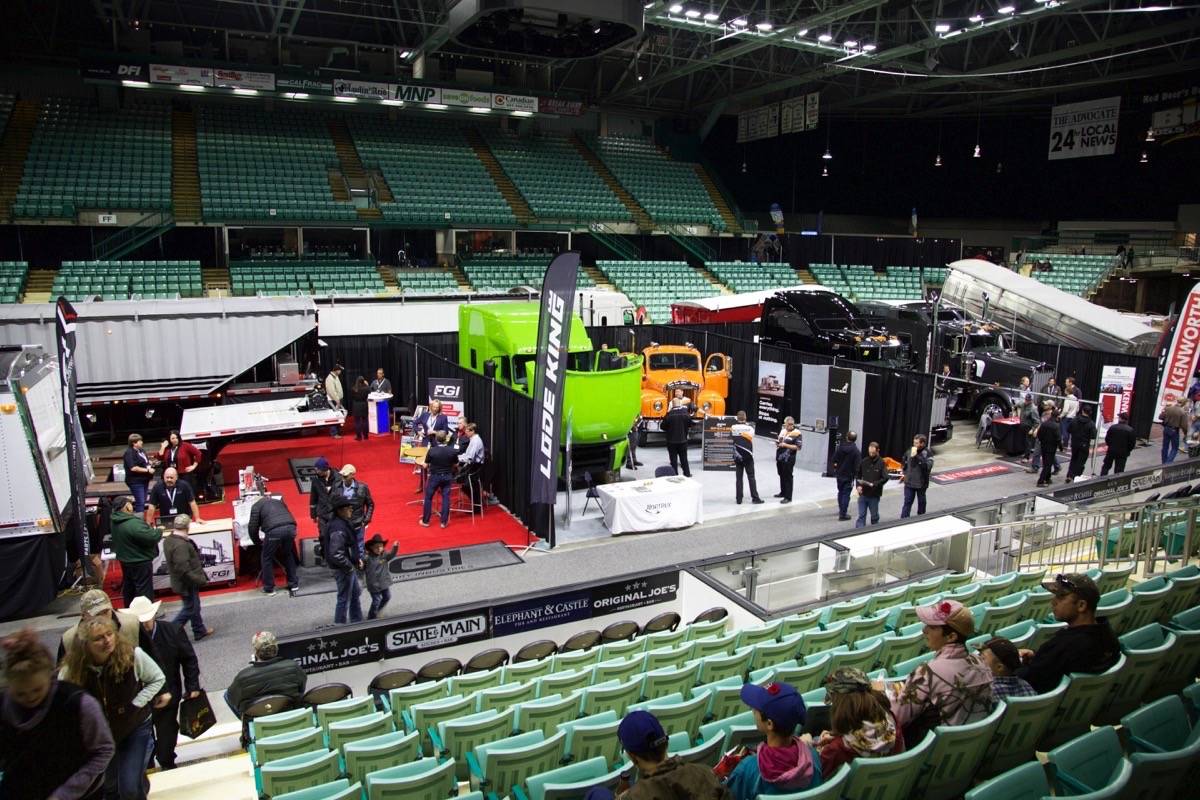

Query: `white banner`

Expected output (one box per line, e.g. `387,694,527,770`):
491,92,537,113
393,83,440,103
779,96,807,134
214,68,275,91
1098,365,1136,435
441,88,492,107
737,104,779,143
1155,283,1200,417
332,79,393,100
805,92,820,130
149,64,213,86
1048,96,1120,160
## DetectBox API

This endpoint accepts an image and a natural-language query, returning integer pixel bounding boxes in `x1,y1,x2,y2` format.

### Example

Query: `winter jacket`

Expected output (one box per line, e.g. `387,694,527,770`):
855,455,889,498
725,739,821,799
364,543,399,594
309,471,339,522
351,385,369,418
818,712,905,777
1036,420,1061,451
324,371,344,405
901,448,933,490
325,517,358,573
1016,619,1120,694
1020,404,1041,433
624,756,731,800
662,407,692,445
1069,415,1097,449
1105,423,1137,458
162,533,207,594
890,644,994,743
337,480,374,529
110,509,162,563
224,657,307,719
248,497,298,545
832,441,861,481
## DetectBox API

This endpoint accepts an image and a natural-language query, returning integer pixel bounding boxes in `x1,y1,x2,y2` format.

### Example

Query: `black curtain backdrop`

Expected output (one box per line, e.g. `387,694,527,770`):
0,532,65,621
1012,342,1159,440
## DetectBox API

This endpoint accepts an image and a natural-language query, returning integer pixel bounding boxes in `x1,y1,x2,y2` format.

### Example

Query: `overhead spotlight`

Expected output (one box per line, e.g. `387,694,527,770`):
731,18,748,27
1145,128,1156,142
637,73,643,81
997,5,1016,13
703,12,720,22
797,29,809,36
756,22,773,31
399,50,412,58
844,40,859,49
741,160,747,174
969,14,985,22
862,43,877,51
935,154,943,167
973,143,982,158
996,161,1003,174
818,33,833,42
684,9,701,19
822,148,833,160
822,165,829,177
1139,151,1149,164
668,3,683,13
935,23,951,33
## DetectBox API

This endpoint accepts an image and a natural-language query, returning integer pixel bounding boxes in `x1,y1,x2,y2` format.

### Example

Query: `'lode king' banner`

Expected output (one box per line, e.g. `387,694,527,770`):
529,253,581,508
56,298,88,557
1154,282,1200,417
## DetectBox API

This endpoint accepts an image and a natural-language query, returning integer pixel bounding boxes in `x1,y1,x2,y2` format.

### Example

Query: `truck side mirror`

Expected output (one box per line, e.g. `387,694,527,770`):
483,359,497,380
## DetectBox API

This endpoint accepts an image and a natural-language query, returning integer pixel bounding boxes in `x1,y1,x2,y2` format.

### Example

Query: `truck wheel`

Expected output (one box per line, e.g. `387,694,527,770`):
976,397,1007,421
637,429,648,447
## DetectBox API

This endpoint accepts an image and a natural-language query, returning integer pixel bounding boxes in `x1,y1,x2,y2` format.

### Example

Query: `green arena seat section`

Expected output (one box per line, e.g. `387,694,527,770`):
460,253,593,293
596,260,720,323
393,268,461,295
1021,252,1120,296
51,260,202,302
0,261,30,303
808,263,945,302
706,261,799,293
229,258,383,297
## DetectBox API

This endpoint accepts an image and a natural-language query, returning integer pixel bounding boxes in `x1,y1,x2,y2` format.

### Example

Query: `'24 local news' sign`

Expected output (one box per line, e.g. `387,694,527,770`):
1048,96,1120,160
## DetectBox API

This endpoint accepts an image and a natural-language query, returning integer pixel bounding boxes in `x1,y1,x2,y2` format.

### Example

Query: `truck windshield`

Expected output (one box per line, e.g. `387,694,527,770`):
967,333,1001,350
649,353,700,371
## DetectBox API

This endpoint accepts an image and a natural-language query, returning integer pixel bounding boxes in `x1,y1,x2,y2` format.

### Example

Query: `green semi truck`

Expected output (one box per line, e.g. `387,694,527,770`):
458,302,643,481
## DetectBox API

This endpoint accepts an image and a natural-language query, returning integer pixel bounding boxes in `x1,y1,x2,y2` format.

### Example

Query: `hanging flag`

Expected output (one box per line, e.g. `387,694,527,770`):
910,207,919,237
529,253,581,511
1154,282,1200,417
55,297,89,559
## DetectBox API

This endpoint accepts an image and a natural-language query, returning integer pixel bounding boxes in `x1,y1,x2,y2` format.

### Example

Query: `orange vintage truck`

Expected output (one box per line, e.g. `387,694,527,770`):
637,343,730,445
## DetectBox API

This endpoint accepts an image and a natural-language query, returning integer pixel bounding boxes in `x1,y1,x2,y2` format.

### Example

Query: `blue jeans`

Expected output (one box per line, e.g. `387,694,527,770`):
423,473,453,525
856,496,880,528
1163,425,1181,463
368,588,391,619
105,718,153,799
836,478,853,517
901,486,927,518
334,569,363,624
1060,417,1073,449
1031,448,1060,472
353,526,366,560
127,481,149,513
172,589,207,637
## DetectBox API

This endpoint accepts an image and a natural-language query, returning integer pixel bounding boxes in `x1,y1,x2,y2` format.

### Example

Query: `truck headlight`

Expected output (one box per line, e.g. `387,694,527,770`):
653,400,664,412
702,401,712,412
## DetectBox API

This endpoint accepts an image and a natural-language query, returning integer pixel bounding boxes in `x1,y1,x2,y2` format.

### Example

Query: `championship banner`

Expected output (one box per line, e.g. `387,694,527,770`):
1154,283,1200,417
55,298,89,557
737,103,779,143
805,92,820,130
426,377,465,430
1048,96,1120,160
537,97,585,116
1098,365,1136,435
529,253,582,509
149,64,213,86
756,360,787,437
779,96,807,135
1146,84,1200,144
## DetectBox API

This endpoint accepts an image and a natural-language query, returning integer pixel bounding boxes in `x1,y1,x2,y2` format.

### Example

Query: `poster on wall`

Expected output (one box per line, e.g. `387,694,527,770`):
702,414,737,471
779,96,807,134
427,378,465,430
1098,365,1137,435
151,529,236,591
1047,96,1120,160
332,79,393,99
737,104,779,143
756,360,787,437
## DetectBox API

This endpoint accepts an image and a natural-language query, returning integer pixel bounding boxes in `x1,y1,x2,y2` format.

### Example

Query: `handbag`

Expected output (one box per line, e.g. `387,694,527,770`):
179,693,217,739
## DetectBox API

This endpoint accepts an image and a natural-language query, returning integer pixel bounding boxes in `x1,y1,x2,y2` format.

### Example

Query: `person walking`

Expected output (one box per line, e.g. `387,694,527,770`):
308,456,338,546
855,442,888,528
899,435,933,518
775,417,803,504
161,515,215,641
1101,412,1137,475
128,596,201,771
325,497,363,625
1059,379,1080,451
1035,410,1062,487
832,431,861,520
122,434,154,513
337,464,374,559
247,496,300,597
1019,395,1040,463
1160,396,1189,464
662,402,693,477
325,365,345,438
732,411,764,505
350,375,370,441
1030,403,1062,477
363,533,399,620
110,495,162,608
1065,406,1097,483
420,431,459,529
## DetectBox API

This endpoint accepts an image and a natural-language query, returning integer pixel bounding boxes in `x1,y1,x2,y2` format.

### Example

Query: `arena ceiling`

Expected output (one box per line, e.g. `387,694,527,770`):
9,1,1200,120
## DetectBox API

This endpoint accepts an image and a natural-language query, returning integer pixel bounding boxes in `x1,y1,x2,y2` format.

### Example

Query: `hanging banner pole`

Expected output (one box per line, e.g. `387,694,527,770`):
55,297,89,563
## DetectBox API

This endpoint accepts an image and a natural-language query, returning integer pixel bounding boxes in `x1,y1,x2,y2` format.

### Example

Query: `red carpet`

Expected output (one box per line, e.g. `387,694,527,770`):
103,430,532,603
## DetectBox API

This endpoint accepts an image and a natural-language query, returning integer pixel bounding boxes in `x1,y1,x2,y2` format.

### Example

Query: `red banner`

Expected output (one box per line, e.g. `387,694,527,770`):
1155,283,1200,415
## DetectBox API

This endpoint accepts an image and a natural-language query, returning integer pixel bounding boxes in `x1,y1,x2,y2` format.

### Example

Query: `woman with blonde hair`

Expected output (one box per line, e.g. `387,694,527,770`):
815,667,905,775
62,616,167,800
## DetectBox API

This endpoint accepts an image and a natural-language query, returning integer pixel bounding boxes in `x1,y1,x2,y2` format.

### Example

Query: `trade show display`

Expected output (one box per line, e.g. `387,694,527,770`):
367,390,392,435
595,475,704,534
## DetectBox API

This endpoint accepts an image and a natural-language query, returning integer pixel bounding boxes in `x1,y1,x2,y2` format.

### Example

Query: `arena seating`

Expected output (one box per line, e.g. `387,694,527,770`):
461,254,594,293
808,264,938,302
480,128,630,224
586,136,725,230
197,105,357,223
706,261,798,293
51,260,202,301
14,98,171,218
1023,252,1118,296
348,116,515,227
242,562,1199,799
596,260,719,323
229,259,383,297
393,269,461,295
0,92,14,138
0,261,28,303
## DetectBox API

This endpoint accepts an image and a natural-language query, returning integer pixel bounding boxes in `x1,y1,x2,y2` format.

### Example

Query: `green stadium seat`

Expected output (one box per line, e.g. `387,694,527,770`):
342,729,420,787
251,708,315,742
1045,727,1133,796
251,726,325,768
1039,654,1127,749
365,757,456,800
964,761,1054,800
842,730,936,800
915,703,1006,800
513,693,581,737
260,749,341,799
274,779,360,800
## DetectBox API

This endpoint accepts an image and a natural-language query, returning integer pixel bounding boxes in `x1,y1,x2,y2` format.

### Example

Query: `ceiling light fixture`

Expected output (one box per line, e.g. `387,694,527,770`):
997,5,1016,14
703,12,720,22
797,28,808,36
822,148,833,160
469,106,492,113
731,18,748,27
973,143,982,158
232,88,259,96
818,33,833,42
685,9,701,19
121,80,150,88
935,23,951,32
334,96,359,103
844,40,859,49
1145,128,1156,142
399,50,412,58
969,14,985,22
381,99,404,106
935,154,943,167
1139,151,1149,164
862,43,877,51
179,84,205,92
425,103,448,110
284,92,309,100
756,21,773,31
512,110,534,117
822,165,829,177
669,4,684,13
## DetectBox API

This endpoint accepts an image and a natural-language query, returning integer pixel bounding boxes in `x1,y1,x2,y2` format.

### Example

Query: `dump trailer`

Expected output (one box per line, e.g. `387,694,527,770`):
941,259,1161,356
458,302,644,481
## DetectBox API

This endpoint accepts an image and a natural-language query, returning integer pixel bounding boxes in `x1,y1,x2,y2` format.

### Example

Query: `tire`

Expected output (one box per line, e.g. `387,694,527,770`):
974,395,1008,421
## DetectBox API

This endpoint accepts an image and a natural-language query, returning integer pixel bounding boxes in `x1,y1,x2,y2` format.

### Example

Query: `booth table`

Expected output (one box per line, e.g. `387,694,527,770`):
990,417,1028,456
596,476,704,535
368,391,393,435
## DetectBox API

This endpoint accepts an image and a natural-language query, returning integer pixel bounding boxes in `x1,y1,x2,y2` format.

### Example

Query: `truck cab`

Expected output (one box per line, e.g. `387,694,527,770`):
638,344,729,444
760,289,913,368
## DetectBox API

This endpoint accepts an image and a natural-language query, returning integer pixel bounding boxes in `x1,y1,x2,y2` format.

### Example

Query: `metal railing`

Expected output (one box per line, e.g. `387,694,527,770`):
93,209,175,261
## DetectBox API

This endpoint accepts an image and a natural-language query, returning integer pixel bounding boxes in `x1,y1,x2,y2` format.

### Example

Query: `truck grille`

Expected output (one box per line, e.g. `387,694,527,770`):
1031,368,1053,395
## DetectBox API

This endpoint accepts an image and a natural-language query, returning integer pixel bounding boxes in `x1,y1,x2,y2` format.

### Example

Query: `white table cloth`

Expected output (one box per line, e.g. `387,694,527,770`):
595,476,704,535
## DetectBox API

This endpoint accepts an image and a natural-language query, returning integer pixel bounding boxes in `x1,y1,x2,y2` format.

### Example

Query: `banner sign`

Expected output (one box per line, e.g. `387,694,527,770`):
1048,96,1120,160
529,253,582,506
81,58,147,81
332,78,392,99
151,529,235,591
441,88,492,107
538,97,585,115
1146,85,1200,142
702,414,737,471
55,298,88,556
779,96,807,134
276,75,334,95
149,64,213,86
1098,365,1136,434
492,588,594,636
756,360,787,437
491,93,538,113
426,377,465,430
1154,283,1200,418
393,83,440,103
737,104,779,143
805,92,820,130
1050,459,1200,505
214,68,275,91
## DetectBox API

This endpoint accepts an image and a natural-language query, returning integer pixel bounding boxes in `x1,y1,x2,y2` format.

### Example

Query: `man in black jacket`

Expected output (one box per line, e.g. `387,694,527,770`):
308,457,338,544
337,464,374,559
662,402,692,478
224,631,307,745
420,432,460,528
326,496,364,624
1101,413,1137,476
899,435,933,518
854,441,888,528
129,596,201,770
1035,410,1062,487
1065,406,1097,483
831,432,862,521
1016,573,1120,693
248,496,300,597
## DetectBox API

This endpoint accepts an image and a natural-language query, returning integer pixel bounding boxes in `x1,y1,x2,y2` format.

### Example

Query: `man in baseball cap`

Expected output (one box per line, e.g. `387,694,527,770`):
223,630,307,729
602,710,729,799
57,589,147,661
1015,573,1119,693
724,682,818,799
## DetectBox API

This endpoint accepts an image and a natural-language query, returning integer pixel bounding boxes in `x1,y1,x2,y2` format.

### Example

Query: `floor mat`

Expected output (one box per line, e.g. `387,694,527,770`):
288,456,319,494
930,462,1019,485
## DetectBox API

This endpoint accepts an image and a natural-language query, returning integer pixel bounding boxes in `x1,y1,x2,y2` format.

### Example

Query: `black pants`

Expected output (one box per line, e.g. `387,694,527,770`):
353,414,368,439
735,457,760,502
120,560,154,608
152,698,180,769
261,532,298,591
778,463,795,501
626,431,639,468
1100,452,1128,475
667,443,691,477
1067,444,1089,480
1038,444,1058,484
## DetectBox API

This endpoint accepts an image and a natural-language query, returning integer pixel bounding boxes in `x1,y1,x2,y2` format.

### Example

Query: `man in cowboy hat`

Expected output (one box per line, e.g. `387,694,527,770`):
326,496,363,624
128,596,202,770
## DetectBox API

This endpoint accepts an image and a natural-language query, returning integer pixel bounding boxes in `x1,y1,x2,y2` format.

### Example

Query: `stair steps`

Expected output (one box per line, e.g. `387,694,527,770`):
794,266,819,285
376,265,401,294
464,128,536,225
0,100,39,222
170,110,202,223
448,262,473,291
584,263,613,290
694,262,732,295
693,163,740,234
327,169,350,202
328,120,368,190
571,135,653,231
202,266,230,297
22,267,55,303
